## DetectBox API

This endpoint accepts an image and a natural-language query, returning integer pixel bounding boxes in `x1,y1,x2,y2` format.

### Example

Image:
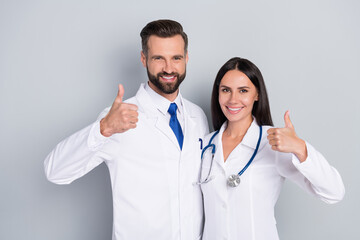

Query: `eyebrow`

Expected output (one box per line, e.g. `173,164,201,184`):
220,85,251,89
151,55,163,59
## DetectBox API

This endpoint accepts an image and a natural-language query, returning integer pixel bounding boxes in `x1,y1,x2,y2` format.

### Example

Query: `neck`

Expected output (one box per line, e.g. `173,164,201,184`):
224,117,253,138
148,81,179,102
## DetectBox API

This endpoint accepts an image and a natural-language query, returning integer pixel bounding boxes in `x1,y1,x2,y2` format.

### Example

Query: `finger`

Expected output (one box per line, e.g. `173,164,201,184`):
267,128,276,135
117,84,125,103
126,110,139,118
271,145,279,152
126,113,139,122
268,139,279,146
127,122,137,129
121,103,138,111
267,134,276,141
284,110,294,129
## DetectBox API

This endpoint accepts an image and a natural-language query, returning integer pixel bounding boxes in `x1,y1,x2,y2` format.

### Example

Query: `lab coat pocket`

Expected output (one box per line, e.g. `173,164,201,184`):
248,165,280,226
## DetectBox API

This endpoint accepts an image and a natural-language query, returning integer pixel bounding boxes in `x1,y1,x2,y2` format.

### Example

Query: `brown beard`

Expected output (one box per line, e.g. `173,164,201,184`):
146,68,186,94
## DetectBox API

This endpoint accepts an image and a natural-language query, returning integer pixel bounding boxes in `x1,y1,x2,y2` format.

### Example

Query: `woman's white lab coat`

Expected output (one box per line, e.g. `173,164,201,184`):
200,120,345,240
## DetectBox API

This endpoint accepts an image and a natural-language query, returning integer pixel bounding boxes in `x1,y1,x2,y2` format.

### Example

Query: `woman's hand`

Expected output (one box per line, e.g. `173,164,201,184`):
267,111,307,162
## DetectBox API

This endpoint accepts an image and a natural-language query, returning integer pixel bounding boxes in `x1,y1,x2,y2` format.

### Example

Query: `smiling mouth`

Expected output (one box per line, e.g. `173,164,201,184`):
160,75,177,82
227,106,244,114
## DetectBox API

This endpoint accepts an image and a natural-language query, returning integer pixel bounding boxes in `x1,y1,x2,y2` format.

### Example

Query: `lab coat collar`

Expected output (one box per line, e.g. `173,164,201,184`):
134,83,159,117
241,119,260,150
218,118,260,150
212,118,260,170
135,83,195,151
144,82,183,116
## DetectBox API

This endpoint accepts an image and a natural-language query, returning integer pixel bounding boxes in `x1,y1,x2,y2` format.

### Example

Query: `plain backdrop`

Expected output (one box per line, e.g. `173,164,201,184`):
1,0,359,239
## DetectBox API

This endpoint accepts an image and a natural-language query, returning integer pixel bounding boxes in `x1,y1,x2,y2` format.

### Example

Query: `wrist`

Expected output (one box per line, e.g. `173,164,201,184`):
294,139,307,163
100,118,113,137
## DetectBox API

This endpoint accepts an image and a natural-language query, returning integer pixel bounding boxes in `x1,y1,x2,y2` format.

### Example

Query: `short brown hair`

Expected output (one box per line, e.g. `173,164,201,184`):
140,19,188,56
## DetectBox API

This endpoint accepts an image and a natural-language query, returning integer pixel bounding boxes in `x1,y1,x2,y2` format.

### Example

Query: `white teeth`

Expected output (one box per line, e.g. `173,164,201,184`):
228,107,243,111
162,76,174,79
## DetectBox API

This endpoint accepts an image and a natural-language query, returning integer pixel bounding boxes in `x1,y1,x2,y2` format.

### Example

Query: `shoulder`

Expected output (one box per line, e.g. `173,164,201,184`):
182,98,206,117
203,130,220,145
258,124,272,150
123,96,138,105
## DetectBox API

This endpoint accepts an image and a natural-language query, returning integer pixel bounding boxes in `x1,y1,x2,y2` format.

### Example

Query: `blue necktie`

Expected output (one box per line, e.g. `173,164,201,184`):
168,103,184,150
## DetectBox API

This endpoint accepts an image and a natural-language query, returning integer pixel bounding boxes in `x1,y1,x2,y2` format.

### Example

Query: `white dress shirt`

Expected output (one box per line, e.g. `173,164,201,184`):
200,119,345,240
44,83,209,240
144,82,185,130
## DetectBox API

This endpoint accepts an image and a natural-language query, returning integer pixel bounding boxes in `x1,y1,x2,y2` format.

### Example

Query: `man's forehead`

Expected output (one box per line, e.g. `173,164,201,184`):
147,35,186,54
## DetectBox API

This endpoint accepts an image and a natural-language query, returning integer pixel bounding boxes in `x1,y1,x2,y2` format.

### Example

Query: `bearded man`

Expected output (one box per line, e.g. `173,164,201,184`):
44,19,209,240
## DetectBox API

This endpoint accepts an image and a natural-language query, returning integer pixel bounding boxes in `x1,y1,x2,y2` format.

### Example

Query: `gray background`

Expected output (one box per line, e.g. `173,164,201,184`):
1,0,359,239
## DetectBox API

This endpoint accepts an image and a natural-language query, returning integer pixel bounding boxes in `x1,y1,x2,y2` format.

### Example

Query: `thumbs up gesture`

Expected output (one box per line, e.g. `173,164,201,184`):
267,111,307,162
100,84,139,137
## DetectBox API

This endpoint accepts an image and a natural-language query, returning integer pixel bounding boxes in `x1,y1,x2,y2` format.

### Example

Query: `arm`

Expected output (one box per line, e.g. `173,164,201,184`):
275,142,345,204
268,111,345,203
44,84,138,184
44,109,111,184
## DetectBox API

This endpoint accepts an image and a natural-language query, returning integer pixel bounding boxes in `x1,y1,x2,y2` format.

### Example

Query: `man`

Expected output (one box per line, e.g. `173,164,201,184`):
44,19,209,240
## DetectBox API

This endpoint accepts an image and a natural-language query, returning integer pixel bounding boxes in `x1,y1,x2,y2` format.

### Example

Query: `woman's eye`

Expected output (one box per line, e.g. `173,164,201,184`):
221,88,230,93
240,89,248,93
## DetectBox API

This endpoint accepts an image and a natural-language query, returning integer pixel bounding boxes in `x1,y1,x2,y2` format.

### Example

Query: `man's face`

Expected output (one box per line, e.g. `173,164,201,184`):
141,35,188,99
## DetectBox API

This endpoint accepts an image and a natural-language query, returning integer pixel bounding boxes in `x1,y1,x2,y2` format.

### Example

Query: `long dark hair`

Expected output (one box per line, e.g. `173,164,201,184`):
211,57,273,130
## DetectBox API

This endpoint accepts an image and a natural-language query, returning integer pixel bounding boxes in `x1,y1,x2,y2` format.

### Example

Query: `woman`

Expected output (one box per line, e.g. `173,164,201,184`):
199,57,345,240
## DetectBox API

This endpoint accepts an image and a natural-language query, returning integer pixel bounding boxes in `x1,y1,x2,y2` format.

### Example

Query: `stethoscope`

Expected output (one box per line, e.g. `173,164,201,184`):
195,125,262,187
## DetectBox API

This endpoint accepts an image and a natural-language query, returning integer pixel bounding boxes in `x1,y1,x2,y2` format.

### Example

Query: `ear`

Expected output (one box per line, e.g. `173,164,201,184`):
255,91,259,101
185,51,189,64
140,51,147,67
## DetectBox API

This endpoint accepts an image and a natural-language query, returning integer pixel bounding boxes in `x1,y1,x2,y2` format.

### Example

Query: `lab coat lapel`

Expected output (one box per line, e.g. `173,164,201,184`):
213,123,227,172
182,99,197,151
135,84,181,150
155,118,181,150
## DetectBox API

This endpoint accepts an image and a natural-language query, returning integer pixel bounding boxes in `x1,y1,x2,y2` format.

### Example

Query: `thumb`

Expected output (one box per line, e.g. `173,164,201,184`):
117,84,124,102
284,110,294,129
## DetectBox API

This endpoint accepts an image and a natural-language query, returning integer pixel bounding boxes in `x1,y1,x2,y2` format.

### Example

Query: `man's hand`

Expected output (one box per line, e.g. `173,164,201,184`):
100,84,139,137
267,111,307,162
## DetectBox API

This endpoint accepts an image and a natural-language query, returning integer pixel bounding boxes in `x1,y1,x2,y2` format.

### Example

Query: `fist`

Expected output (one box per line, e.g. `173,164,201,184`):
267,111,307,162
100,84,139,137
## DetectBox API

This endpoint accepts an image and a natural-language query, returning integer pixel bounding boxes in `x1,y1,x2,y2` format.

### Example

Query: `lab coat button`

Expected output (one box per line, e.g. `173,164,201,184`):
222,203,227,209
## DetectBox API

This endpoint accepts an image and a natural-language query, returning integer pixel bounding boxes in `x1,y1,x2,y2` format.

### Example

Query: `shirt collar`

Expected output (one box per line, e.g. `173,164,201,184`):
219,118,260,149
144,81,183,115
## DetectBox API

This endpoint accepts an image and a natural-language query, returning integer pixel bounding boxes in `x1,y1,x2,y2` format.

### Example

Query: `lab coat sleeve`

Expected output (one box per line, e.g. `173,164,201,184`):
44,108,112,185
276,141,345,204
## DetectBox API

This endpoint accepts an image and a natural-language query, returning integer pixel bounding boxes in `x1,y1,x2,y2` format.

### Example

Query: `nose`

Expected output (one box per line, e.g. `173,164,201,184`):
229,92,238,104
162,60,174,74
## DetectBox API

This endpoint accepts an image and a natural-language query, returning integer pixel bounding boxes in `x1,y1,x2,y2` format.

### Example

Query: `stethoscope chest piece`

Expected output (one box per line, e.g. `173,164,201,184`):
227,174,241,187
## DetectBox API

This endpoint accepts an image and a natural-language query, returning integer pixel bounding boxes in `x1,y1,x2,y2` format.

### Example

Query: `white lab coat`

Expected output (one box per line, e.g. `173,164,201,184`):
200,120,345,240
44,83,209,240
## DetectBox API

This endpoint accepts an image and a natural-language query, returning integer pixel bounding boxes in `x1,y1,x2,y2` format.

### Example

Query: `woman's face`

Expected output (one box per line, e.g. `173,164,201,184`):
218,70,258,125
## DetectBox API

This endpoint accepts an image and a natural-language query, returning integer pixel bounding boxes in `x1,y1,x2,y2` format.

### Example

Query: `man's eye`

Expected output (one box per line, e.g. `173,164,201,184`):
174,57,182,60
